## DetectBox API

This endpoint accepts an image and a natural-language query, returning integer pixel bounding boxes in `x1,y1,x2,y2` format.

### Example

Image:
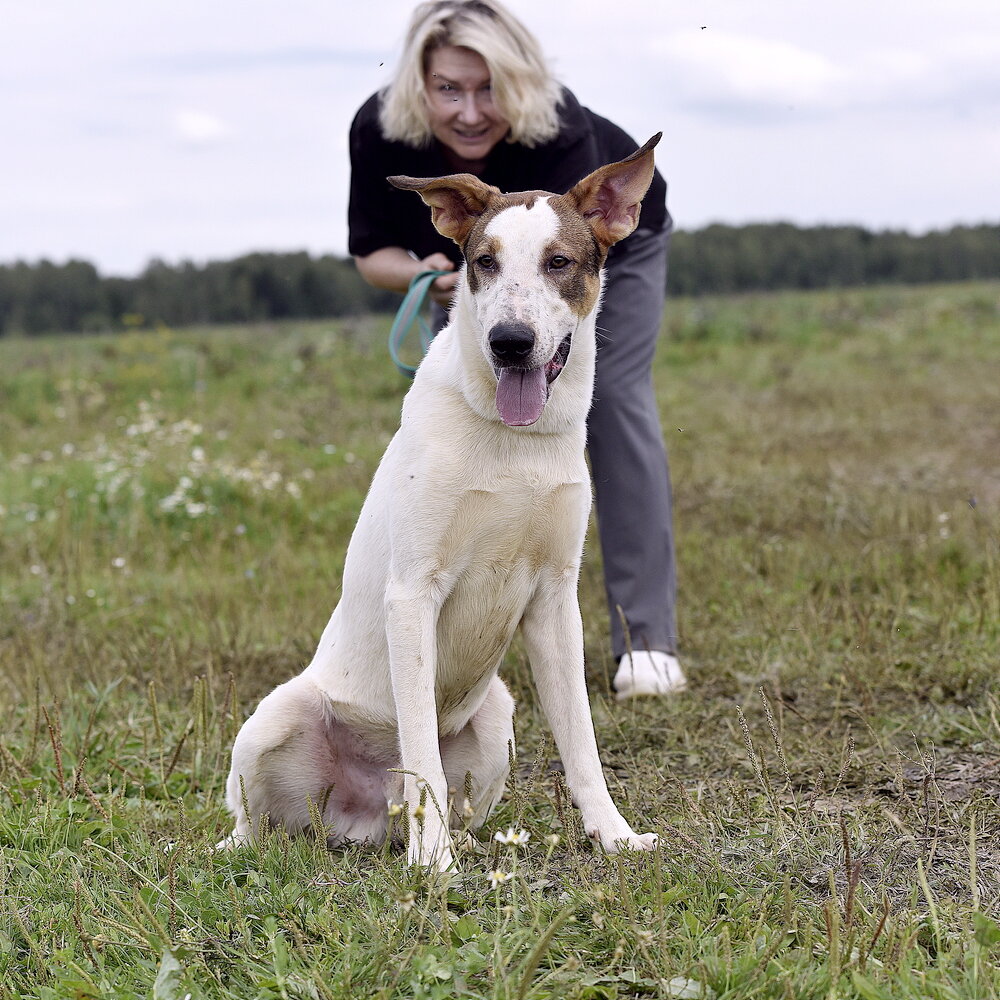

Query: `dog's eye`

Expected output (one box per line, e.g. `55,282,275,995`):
476,254,496,270
549,255,571,270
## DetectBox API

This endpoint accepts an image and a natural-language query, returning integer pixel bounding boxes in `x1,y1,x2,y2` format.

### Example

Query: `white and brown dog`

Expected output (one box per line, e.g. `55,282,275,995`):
220,135,662,869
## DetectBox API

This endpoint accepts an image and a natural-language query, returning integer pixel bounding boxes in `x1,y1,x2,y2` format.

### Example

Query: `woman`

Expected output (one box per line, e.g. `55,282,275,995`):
348,0,684,697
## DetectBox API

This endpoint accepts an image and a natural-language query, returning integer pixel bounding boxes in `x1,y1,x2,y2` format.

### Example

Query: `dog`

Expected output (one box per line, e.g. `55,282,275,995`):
219,134,662,870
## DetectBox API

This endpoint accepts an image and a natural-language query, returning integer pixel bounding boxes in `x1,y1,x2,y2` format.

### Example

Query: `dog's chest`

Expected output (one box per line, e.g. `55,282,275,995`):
430,479,586,716
441,478,584,576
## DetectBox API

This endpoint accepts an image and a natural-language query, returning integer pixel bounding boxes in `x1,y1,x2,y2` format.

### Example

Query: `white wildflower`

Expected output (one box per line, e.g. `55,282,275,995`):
494,827,530,846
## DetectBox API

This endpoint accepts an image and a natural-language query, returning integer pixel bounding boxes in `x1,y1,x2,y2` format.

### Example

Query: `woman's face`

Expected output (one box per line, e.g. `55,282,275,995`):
424,46,510,168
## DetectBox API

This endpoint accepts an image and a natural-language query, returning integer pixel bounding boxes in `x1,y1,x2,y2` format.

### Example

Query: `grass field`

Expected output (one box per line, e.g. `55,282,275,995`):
1,281,999,999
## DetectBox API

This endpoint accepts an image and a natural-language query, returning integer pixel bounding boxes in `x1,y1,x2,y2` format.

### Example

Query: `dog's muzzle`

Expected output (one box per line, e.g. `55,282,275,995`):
488,323,573,427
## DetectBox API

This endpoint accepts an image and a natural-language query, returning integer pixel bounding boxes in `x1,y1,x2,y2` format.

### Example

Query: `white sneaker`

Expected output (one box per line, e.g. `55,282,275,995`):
613,650,687,700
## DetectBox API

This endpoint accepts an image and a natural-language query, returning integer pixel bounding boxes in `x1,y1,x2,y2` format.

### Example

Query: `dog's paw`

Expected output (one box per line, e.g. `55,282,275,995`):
619,831,659,852
408,845,456,874
588,826,658,853
214,831,248,853
407,825,457,873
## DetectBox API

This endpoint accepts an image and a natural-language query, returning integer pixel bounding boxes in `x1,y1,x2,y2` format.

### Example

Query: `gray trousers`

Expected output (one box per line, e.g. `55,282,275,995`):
430,223,677,659
590,225,677,659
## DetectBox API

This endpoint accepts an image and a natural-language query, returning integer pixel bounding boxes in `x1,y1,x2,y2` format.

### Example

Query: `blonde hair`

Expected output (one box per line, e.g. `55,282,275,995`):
379,0,562,148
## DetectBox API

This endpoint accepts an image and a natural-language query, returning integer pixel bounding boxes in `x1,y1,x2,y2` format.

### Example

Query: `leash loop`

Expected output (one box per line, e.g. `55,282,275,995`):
388,269,450,378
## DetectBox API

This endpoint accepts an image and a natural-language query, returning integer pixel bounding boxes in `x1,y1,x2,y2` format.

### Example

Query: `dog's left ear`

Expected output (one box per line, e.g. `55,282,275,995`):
563,133,661,250
388,173,500,245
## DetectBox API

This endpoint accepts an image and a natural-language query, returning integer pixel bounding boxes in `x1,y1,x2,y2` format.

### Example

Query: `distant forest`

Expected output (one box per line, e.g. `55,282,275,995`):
1,222,997,336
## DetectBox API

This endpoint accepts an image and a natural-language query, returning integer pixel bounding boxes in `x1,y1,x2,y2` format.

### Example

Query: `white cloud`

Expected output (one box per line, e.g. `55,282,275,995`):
172,109,232,145
650,23,1000,120
654,29,847,110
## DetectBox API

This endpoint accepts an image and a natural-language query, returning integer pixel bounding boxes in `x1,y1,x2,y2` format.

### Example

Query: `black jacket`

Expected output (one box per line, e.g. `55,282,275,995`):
347,87,671,267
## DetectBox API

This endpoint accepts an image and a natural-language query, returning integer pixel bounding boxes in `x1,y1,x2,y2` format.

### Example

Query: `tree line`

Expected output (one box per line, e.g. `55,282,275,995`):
1,223,997,336
0,253,399,337
667,222,1000,296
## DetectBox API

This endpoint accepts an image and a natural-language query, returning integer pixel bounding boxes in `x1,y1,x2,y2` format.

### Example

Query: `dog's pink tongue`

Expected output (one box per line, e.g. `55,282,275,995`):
495,367,547,426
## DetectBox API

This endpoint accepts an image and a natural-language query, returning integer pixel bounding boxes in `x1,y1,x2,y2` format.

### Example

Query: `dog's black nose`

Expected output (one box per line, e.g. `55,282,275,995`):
488,322,535,366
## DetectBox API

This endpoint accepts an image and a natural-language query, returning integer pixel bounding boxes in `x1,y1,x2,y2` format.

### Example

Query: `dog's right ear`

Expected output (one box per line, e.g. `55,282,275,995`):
388,174,500,245
562,133,661,250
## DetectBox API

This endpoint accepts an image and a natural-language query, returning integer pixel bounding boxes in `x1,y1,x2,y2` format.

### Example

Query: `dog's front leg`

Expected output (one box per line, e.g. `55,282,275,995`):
523,579,657,854
384,581,453,871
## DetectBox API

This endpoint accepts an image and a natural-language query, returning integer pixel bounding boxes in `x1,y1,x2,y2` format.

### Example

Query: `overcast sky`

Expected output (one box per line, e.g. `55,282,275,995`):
3,0,999,276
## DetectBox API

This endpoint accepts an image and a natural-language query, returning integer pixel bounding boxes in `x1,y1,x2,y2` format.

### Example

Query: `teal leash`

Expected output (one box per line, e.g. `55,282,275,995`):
388,269,450,378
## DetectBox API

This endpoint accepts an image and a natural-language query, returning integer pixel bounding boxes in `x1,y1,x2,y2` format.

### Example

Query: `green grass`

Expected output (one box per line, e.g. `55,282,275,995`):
1,283,999,999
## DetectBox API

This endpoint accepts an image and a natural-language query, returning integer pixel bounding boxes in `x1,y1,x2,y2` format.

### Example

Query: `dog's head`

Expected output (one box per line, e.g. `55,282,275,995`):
389,134,660,427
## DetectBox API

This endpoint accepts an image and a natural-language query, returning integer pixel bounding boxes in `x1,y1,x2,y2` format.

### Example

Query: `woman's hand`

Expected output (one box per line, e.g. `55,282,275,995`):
420,253,458,307
354,248,458,307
